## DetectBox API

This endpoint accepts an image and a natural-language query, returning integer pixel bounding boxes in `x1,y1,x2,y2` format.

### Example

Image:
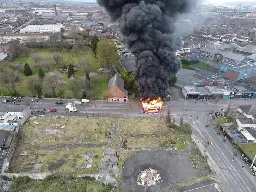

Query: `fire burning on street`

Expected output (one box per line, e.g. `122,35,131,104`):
141,97,164,114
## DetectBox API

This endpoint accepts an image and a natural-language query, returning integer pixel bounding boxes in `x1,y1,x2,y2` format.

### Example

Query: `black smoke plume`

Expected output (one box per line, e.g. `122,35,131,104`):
97,0,196,99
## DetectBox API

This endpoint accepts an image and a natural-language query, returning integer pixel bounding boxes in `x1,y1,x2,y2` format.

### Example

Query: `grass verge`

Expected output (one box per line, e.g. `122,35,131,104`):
11,175,118,192
193,63,216,72
182,64,196,70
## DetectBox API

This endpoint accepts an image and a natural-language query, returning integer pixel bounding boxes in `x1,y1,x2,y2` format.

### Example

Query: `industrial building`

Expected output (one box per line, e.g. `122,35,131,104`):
199,44,256,82
20,24,65,34
181,85,256,100
0,34,50,44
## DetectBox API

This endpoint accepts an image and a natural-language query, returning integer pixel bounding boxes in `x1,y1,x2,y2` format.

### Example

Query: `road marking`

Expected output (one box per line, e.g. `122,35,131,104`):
196,121,252,192
182,183,215,192
193,122,239,186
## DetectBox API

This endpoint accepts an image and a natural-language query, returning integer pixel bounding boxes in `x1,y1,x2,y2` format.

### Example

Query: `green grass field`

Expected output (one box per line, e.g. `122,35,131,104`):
11,175,118,192
182,64,196,70
237,143,256,161
10,117,191,175
193,63,216,72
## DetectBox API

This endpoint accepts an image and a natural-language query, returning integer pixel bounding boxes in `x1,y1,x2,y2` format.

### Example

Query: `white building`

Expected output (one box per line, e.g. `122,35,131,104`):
32,9,56,17
20,24,64,34
0,34,50,44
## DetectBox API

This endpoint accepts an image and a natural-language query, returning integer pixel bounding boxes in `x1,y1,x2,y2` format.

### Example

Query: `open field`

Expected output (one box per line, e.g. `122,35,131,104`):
11,175,118,192
10,116,212,192
10,116,115,174
10,117,192,174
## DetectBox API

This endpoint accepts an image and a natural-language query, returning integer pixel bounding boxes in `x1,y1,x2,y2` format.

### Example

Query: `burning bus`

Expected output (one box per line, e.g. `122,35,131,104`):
141,97,164,114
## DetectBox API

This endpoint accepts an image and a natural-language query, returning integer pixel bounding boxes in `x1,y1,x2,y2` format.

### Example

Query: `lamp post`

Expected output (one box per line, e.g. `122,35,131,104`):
250,154,256,168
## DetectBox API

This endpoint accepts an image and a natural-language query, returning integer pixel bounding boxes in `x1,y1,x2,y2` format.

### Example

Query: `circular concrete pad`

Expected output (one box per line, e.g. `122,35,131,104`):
120,150,198,192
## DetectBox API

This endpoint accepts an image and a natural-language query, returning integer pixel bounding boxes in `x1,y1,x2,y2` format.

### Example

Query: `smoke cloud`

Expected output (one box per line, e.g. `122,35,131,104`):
97,0,197,99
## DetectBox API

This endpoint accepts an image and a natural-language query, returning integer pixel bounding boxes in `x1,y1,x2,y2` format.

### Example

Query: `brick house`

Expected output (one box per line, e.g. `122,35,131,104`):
107,73,128,102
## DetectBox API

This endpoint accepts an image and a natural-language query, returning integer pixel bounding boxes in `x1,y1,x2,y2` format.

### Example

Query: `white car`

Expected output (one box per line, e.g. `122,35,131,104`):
69,107,77,112
82,99,89,103
66,103,73,109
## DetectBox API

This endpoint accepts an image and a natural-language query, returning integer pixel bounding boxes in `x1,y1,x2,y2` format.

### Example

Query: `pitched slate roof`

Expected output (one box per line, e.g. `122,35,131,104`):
108,73,128,95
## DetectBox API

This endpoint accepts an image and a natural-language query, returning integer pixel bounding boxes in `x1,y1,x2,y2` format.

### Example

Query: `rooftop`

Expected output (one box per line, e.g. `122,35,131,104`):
183,86,200,94
237,118,254,124
196,86,212,96
245,127,256,137
0,105,26,112
108,73,128,95
0,124,18,132
239,105,256,116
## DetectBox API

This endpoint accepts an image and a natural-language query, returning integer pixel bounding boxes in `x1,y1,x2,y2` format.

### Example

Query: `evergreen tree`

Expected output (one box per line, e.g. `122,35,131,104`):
24,63,33,76
38,67,45,79
82,91,87,99
67,64,74,78
90,36,99,57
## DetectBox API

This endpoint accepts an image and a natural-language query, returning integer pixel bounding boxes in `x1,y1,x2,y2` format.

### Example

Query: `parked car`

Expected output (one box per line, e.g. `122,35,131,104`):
82,99,89,103
69,107,77,112
49,108,57,112
55,101,64,105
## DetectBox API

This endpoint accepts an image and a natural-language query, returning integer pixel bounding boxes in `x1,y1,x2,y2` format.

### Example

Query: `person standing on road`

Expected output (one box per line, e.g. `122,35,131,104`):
242,165,245,168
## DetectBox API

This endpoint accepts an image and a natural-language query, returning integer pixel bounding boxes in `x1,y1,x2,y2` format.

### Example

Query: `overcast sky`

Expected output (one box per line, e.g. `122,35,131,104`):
78,0,255,4
206,0,255,4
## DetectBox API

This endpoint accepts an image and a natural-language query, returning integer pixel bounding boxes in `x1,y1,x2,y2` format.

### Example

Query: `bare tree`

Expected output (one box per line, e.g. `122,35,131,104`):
42,73,62,97
0,65,19,94
78,58,92,88
8,40,22,61
36,59,53,71
30,54,42,65
52,52,63,64
68,77,84,98
26,76,42,97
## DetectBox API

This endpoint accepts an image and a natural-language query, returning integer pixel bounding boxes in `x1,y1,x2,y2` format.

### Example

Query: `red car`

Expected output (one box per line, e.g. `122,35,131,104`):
49,108,57,112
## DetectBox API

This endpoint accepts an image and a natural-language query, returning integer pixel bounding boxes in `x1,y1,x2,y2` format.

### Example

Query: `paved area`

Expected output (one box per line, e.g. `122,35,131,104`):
120,150,209,192
179,180,217,192
120,57,136,72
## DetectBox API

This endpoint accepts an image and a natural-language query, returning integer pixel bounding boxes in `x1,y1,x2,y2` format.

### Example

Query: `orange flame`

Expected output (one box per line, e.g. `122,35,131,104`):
141,97,164,113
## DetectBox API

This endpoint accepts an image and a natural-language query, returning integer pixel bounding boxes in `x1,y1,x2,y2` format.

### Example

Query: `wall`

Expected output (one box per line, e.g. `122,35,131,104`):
225,69,239,82
107,86,127,99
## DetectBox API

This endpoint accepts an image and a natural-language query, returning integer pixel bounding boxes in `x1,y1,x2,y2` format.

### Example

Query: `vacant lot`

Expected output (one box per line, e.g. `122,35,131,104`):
10,116,115,174
10,116,212,192
10,117,191,174
11,175,118,192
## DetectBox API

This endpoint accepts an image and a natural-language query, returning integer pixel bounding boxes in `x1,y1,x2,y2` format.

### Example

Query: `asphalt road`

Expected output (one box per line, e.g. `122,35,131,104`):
167,99,256,192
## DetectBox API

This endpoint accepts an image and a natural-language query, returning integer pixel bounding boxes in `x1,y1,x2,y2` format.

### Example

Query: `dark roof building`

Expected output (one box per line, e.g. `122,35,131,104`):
107,73,128,102
239,105,256,116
